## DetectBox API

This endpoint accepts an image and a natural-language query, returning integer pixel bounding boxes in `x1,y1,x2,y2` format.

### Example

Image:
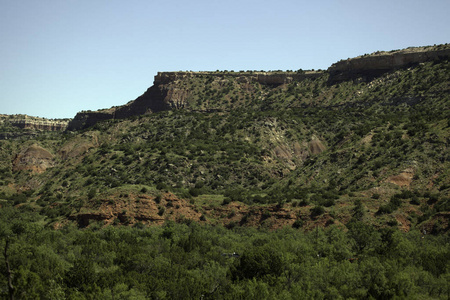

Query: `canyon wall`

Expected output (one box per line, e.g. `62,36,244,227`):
67,71,322,130
67,44,450,130
1,114,69,131
153,70,321,86
328,45,450,83
67,84,170,130
66,110,116,131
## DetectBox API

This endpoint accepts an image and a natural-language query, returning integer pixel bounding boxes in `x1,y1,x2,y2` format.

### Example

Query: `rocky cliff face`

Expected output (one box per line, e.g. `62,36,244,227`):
67,109,116,131
67,71,322,130
67,44,450,130
12,118,69,131
153,70,321,86
328,44,450,83
0,114,69,133
67,84,170,130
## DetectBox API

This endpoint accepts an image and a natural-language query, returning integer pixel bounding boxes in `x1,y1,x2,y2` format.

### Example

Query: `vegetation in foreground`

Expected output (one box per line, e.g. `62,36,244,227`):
0,206,449,299
0,50,449,298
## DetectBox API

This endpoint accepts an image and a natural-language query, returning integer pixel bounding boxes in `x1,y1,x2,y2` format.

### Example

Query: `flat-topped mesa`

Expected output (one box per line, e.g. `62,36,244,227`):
67,109,116,131
68,70,323,130
4,114,70,131
66,44,450,130
153,70,322,86
328,44,450,83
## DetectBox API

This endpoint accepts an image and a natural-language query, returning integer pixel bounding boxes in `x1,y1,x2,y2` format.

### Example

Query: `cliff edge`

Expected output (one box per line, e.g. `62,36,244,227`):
67,70,322,130
0,114,69,132
328,44,450,83
67,44,450,130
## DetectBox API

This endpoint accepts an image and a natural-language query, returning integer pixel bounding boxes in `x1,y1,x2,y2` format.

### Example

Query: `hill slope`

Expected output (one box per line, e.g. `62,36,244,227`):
0,45,449,232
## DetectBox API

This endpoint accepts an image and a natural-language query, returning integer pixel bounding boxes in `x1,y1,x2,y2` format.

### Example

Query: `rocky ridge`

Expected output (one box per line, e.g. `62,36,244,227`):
2,47,449,233
328,44,450,83
153,70,322,85
1,114,69,131
67,44,450,131
67,70,323,130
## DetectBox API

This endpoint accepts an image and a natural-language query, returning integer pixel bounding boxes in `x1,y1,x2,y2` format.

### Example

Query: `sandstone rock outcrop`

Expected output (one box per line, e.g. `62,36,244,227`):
67,44,450,130
328,44,450,83
67,84,171,130
153,70,321,86
12,144,55,173
67,110,116,131
67,71,322,130
1,114,69,131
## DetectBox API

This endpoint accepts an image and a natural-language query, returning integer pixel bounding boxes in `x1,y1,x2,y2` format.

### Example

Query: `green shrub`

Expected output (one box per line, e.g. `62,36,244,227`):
87,188,97,199
222,198,231,206
188,188,201,197
311,205,325,217
158,207,165,216
292,219,303,229
410,196,420,205
299,199,309,206
261,210,271,220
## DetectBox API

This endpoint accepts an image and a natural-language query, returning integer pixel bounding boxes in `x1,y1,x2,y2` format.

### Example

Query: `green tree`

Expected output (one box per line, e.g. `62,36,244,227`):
230,246,283,284
347,221,381,255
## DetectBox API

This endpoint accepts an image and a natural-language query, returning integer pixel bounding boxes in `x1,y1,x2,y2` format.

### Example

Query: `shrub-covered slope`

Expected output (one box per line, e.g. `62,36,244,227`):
1,46,449,300
1,56,449,232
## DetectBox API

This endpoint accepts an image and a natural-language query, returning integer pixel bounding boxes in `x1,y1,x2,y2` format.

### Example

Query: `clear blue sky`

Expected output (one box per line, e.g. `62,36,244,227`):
1,0,449,119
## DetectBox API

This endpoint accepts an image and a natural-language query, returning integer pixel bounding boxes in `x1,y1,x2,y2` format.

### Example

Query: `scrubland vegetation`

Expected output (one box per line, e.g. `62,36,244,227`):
0,56,449,298
0,206,449,299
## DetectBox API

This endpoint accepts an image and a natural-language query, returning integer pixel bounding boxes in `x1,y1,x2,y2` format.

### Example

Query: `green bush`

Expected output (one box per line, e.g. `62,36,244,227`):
188,188,201,197
222,198,231,205
158,207,165,216
87,188,97,199
311,205,325,217
230,246,283,283
292,219,303,229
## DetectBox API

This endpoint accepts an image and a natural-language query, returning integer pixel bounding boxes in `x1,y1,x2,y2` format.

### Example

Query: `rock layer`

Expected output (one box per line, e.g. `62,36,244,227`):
328,45,450,83
67,44,450,130
12,144,55,173
1,114,69,131
67,71,322,130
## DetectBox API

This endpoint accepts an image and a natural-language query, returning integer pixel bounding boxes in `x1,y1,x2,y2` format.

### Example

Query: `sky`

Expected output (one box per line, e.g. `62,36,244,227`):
1,0,449,119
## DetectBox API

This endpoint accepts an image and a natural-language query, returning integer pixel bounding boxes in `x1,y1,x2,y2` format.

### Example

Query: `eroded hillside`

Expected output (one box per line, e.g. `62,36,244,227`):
68,44,450,130
0,45,449,232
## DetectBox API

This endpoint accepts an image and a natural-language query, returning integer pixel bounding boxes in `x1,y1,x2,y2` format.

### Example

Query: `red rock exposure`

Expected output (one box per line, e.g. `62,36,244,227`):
66,71,322,130
386,168,415,187
70,192,203,227
12,144,55,173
